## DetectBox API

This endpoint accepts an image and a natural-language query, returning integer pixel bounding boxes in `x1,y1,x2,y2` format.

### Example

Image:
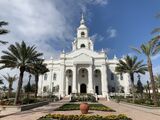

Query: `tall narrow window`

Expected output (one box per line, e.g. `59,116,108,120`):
120,73,123,80
44,73,47,80
111,72,114,80
81,31,85,37
53,73,57,80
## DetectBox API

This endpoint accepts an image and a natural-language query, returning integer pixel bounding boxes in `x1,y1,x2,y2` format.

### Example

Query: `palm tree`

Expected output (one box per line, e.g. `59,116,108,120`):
29,60,49,98
2,74,17,98
115,55,147,102
154,74,160,93
132,39,160,106
0,21,9,44
0,41,43,104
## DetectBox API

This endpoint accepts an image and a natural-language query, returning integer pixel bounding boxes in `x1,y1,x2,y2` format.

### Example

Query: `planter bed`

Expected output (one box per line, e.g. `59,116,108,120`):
55,103,115,112
38,114,132,120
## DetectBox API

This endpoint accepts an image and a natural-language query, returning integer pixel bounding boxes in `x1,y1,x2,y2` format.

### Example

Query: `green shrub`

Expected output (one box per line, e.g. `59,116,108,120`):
55,103,115,112
71,93,96,102
38,114,132,120
22,98,40,104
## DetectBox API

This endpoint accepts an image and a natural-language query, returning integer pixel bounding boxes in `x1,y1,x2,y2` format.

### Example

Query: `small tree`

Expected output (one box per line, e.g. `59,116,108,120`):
0,41,43,104
115,55,147,103
136,79,144,99
154,74,160,93
2,74,17,99
24,75,32,100
132,37,160,106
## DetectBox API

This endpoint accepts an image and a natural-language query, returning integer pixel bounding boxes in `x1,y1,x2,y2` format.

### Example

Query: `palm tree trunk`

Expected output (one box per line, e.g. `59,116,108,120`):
130,73,135,103
8,83,12,99
147,57,158,106
14,67,25,105
34,74,39,98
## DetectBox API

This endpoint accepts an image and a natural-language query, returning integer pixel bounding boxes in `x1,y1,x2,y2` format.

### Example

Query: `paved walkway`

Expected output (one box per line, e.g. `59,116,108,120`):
0,99,69,120
99,101,160,120
1,100,160,120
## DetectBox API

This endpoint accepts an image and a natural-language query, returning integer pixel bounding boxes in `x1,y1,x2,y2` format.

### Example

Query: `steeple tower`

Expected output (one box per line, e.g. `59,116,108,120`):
72,13,94,51
77,13,88,38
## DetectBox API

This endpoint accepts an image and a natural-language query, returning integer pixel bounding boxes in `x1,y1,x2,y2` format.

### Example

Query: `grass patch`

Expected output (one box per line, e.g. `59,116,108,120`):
55,103,115,112
38,114,132,120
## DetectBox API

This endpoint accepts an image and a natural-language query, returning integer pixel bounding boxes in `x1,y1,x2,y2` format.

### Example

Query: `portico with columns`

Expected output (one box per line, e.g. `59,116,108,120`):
38,14,130,100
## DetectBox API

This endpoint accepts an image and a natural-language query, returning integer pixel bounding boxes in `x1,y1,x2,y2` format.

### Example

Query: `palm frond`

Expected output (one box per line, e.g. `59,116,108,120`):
131,47,142,54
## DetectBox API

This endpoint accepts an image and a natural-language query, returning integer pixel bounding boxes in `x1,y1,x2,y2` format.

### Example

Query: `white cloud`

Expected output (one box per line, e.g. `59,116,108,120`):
91,33,104,42
107,26,117,38
0,0,108,89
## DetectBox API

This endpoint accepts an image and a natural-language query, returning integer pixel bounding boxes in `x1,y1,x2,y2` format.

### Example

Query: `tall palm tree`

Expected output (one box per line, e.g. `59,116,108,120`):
29,60,49,98
132,38,160,106
0,41,43,104
154,74,160,93
2,74,17,98
0,21,9,44
115,55,147,102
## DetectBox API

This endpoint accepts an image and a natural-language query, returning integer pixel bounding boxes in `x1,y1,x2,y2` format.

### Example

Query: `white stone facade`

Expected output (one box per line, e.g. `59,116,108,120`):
38,15,130,99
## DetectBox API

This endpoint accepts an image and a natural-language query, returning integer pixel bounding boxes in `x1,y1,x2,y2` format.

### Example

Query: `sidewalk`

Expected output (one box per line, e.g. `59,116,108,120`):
99,100,160,120
0,99,69,120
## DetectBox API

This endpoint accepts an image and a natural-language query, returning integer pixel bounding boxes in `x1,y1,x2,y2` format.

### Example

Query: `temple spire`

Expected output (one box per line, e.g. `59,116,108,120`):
80,13,85,25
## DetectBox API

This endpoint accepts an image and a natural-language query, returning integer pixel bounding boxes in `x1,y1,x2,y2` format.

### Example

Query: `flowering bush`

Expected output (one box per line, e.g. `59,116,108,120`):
38,114,132,120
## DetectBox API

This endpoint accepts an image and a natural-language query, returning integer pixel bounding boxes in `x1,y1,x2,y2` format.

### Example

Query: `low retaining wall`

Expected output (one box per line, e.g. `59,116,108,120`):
21,101,49,111
119,101,160,109
0,101,49,117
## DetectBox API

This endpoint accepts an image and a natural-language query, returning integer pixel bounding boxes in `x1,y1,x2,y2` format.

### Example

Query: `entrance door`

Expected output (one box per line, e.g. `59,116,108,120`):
80,84,86,93
95,86,99,95
68,86,72,95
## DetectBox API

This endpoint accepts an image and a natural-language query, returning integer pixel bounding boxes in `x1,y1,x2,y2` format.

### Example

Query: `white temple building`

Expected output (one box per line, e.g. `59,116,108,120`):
38,14,130,100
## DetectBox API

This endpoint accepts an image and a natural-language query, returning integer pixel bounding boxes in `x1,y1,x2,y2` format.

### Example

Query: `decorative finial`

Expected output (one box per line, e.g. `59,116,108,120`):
62,49,65,53
114,54,117,59
50,56,53,60
101,48,104,52
80,13,85,25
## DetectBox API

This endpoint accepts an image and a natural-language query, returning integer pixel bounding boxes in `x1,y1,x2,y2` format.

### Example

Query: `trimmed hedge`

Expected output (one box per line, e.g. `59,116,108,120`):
55,103,115,112
38,114,132,120
71,93,96,102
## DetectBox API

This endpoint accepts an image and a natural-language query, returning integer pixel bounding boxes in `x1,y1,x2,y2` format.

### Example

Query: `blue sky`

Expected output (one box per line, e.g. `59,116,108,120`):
0,0,160,87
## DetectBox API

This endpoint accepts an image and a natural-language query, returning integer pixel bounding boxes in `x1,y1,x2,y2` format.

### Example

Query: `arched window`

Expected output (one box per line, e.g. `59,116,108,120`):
44,73,47,80
81,31,85,37
53,73,57,80
111,72,114,80
80,44,85,48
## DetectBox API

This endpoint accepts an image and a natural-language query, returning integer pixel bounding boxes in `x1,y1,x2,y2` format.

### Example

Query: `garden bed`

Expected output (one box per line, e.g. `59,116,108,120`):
38,114,132,120
55,103,115,112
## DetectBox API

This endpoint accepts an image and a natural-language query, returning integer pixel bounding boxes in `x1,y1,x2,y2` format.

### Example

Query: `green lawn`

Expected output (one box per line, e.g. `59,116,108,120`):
55,103,115,112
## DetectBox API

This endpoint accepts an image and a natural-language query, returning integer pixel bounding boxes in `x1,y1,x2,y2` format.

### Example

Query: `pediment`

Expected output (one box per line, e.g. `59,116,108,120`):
73,53,93,64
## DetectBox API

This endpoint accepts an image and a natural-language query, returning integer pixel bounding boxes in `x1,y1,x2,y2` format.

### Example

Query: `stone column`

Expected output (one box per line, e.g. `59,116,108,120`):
101,64,109,100
59,65,65,97
88,65,94,94
66,75,68,95
72,64,77,93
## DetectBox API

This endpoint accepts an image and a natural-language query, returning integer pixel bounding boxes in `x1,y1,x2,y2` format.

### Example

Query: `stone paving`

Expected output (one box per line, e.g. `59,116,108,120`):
0,99,69,120
99,101,160,120
1,100,160,120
